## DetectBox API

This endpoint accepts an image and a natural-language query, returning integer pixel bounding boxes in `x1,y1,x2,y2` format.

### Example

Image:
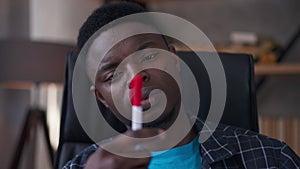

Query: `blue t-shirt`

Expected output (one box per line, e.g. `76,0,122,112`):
149,136,202,169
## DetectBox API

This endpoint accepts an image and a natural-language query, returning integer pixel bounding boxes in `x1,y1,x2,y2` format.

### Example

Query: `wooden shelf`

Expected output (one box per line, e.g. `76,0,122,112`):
255,63,300,75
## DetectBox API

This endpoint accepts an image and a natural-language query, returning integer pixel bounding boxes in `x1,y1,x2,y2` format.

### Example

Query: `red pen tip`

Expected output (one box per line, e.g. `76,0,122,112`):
130,75,142,106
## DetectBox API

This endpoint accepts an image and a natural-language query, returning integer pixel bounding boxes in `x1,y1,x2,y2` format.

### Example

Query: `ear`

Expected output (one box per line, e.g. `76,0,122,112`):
168,44,176,54
168,44,180,70
94,88,108,107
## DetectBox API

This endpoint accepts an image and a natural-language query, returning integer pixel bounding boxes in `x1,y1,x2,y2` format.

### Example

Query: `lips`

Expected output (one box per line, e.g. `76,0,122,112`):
130,87,157,111
141,88,152,111
141,99,151,111
130,87,155,111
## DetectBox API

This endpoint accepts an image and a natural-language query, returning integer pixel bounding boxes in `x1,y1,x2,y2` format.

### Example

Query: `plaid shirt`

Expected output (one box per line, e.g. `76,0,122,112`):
62,120,300,169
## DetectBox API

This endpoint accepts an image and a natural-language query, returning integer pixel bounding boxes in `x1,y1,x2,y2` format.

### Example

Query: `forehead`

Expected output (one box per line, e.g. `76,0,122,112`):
86,22,162,81
101,33,165,63
88,21,160,59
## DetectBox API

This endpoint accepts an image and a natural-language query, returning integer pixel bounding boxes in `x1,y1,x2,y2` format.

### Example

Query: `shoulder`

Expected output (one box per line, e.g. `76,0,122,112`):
213,124,300,168
62,144,98,169
197,121,284,149
196,120,300,168
216,123,283,147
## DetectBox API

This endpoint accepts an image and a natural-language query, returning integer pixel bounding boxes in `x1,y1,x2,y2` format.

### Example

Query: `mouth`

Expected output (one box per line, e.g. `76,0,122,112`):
130,86,160,111
141,88,152,111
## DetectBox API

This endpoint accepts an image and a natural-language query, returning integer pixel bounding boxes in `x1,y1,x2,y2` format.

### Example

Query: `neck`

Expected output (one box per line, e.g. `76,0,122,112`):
167,105,198,148
175,127,198,147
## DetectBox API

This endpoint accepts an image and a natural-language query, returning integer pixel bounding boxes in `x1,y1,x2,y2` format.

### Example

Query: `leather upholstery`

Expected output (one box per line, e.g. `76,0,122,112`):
54,51,259,169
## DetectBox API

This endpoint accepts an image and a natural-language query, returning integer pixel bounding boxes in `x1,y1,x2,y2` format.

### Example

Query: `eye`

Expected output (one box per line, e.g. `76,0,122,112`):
105,71,123,82
141,52,159,63
113,71,123,80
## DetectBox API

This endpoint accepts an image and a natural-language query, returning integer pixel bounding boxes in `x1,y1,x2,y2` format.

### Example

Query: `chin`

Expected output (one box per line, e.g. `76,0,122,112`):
147,105,179,129
142,112,176,130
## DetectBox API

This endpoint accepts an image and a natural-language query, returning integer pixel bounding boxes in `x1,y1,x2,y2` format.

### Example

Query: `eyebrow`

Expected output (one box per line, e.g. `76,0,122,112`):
98,62,119,73
136,41,155,51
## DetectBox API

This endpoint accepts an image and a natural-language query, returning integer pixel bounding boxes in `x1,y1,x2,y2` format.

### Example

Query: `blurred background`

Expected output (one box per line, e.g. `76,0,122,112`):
0,0,299,169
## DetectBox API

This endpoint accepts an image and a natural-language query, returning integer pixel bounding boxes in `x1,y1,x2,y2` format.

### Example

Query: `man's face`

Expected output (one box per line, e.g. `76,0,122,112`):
91,33,181,129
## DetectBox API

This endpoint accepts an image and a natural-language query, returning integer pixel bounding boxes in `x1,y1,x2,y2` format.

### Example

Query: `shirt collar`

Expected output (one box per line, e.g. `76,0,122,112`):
195,119,240,167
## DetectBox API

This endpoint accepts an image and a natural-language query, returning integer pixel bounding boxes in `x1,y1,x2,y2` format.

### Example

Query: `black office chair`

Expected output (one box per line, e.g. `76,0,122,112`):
54,51,259,169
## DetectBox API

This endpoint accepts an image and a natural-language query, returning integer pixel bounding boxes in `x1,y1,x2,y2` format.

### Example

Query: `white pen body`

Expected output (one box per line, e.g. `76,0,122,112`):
132,106,143,131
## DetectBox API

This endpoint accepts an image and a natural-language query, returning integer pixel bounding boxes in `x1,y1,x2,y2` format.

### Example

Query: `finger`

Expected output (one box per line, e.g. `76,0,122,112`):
132,167,148,169
125,128,165,138
98,141,152,158
101,128,165,150
122,128,168,152
120,156,151,169
99,156,150,169
126,128,178,152
92,148,151,169
99,128,179,158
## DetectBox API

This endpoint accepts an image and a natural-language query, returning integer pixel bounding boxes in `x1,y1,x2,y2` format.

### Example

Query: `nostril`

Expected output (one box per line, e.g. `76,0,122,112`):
140,71,150,82
142,75,147,81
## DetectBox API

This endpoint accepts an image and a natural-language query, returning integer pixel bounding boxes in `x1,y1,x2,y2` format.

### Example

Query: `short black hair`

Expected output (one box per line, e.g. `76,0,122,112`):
77,2,147,50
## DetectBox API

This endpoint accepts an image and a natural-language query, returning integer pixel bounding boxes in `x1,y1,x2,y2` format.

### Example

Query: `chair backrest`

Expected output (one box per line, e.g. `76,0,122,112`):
54,51,258,169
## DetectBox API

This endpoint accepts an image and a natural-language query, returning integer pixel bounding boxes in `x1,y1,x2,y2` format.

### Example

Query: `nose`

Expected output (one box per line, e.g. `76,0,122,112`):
128,71,150,89
139,71,150,83
127,63,150,88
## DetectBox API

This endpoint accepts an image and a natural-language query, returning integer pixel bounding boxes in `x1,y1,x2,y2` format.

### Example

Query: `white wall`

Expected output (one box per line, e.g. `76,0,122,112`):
30,0,100,44
149,0,300,117
149,0,300,45
0,0,9,38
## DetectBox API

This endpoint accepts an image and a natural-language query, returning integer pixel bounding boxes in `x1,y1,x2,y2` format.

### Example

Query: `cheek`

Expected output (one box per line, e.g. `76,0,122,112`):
100,84,132,119
100,86,121,106
155,60,180,79
151,70,178,85
161,74,180,98
110,83,129,104
98,86,112,104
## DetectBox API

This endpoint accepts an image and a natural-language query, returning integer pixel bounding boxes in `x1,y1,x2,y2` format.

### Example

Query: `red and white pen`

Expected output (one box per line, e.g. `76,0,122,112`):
130,75,143,131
